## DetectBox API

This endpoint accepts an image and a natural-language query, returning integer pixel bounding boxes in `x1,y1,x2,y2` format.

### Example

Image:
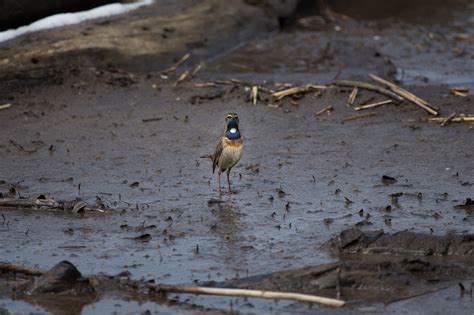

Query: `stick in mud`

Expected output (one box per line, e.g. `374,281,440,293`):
142,117,163,123
369,74,439,116
173,70,190,87
332,80,404,102
154,284,346,307
314,105,333,117
429,114,474,123
354,99,393,111
160,53,191,74
0,103,12,111
251,86,258,105
347,87,358,106
336,267,341,300
440,112,457,126
0,262,46,276
272,84,328,100
174,63,205,86
343,112,377,122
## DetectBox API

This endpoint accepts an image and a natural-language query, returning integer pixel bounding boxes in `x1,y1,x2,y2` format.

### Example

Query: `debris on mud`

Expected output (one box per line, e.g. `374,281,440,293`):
454,198,474,213
0,193,109,213
326,228,474,256
189,72,468,123
2,231,474,311
429,114,474,125
381,175,397,185
217,229,474,304
222,257,473,305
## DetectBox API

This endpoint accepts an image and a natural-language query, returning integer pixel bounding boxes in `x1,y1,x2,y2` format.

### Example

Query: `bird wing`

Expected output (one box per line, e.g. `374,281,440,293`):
212,138,223,174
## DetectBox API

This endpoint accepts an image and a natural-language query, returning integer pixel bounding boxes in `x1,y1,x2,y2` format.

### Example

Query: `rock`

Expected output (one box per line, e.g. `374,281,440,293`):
26,261,95,295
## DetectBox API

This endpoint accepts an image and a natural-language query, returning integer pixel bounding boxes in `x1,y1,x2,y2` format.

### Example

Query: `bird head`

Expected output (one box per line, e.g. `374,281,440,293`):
224,113,241,140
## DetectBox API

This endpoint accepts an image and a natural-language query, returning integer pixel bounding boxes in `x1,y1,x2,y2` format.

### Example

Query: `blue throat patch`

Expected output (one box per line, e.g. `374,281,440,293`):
226,120,241,140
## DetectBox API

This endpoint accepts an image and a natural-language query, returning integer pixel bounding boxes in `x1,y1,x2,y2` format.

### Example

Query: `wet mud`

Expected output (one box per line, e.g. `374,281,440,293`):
0,0,474,314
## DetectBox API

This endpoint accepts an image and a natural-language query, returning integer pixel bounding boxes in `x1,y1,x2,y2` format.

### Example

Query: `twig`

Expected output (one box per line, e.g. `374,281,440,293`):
173,70,190,87
194,82,217,88
142,117,163,123
194,79,244,87
332,80,404,102
336,267,341,300
0,103,12,111
0,262,46,276
343,112,377,122
429,114,474,123
455,34,474,41
251,86,258,105
368,74,439,116
314,105,333,117
173,64,203,87
272,84,328,100
160,53,191,74
155,284,345,307
386,285,451,305
450,87,469,97
440,112,457,126
347,88,358,106
191,63,203,77
354,99,392,111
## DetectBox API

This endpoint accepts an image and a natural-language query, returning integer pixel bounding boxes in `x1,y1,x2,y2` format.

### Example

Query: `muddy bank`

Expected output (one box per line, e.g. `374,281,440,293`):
0,261,214,315
223,228,474,305
327,228,474,256
0,67,473,313
2,229,474,313
0,0,297,78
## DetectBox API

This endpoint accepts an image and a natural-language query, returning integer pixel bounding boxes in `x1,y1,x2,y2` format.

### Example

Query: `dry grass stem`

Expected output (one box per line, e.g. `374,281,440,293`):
354,99,392,111
155,284,346,307
369,74,439,116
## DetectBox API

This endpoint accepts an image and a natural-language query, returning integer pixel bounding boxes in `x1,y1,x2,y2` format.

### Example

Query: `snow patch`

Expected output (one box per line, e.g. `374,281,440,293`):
0,0,153,43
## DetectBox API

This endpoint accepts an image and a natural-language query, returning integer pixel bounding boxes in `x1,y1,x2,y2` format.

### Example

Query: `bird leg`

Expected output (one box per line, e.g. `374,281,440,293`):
226,168,232,194
218,170,222,193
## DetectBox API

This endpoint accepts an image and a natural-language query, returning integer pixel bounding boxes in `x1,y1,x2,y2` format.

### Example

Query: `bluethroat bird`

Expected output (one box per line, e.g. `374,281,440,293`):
201,113,244,193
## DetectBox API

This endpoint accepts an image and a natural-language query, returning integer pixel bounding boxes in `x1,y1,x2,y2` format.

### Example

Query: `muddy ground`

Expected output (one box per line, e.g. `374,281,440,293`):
0,0,474,314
